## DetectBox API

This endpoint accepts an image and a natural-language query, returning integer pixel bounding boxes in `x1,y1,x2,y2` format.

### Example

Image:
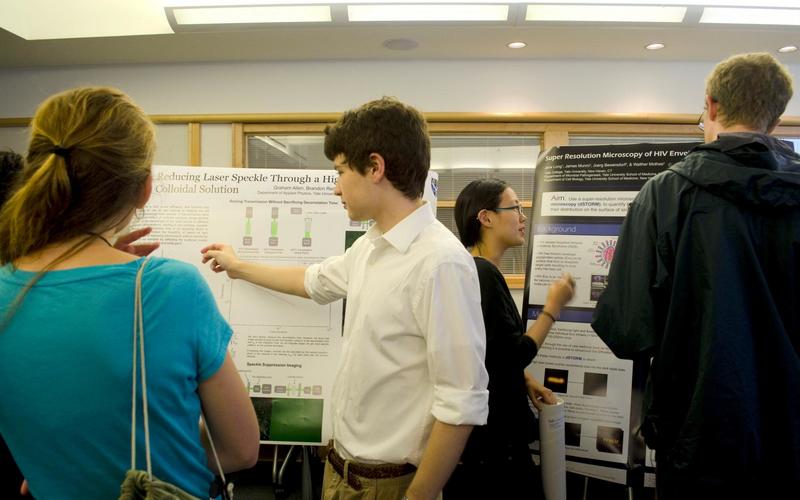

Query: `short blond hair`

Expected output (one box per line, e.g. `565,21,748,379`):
706,52,794,132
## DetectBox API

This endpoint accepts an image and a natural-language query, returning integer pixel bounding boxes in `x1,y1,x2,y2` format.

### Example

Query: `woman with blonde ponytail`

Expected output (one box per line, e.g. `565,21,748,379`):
0,87,258,499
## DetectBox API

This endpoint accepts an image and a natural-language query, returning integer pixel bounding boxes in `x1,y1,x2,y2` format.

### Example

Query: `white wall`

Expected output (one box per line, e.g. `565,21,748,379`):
4,58,796,306
2,59,799,117
154,124,189,166
0,127,28,154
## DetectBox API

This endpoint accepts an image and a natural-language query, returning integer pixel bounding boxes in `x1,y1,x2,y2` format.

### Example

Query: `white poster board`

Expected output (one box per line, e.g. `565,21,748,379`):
133,165,438,445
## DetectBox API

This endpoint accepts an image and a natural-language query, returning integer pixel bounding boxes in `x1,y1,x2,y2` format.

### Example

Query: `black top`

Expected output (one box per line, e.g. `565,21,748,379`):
462,256,539,461
592,133,800,490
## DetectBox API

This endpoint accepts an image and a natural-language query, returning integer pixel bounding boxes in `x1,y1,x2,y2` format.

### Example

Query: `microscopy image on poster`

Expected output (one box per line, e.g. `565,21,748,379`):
584,372,609,397
543,368,569,393
565,422,582,447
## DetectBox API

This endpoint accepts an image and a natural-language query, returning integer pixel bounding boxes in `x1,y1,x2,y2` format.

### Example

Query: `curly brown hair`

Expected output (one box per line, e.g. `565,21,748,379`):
324,97,430,199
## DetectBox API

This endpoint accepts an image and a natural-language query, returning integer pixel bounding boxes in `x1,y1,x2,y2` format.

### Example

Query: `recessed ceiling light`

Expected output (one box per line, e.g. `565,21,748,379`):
516,1,800,6
646,42,665,50
700,8,800,26
507,41,527,49
778,45,799,53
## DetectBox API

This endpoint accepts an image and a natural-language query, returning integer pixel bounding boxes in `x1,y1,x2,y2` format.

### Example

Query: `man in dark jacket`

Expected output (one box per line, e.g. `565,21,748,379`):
592,53,800,499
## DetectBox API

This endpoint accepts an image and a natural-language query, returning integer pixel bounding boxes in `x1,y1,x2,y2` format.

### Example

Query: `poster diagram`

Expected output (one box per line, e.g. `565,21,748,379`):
523,142,699,485
132,166,347,445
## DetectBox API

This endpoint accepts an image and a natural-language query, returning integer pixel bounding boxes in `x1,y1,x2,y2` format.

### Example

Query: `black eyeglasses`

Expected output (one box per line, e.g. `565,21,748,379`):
492,205,524,216
698,111,705,132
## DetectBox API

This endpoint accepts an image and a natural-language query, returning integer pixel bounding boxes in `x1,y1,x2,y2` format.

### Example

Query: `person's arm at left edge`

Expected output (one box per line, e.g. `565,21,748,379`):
406,259,489,500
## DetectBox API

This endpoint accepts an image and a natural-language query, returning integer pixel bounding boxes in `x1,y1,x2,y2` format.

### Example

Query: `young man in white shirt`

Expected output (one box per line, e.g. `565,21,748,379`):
202,97,489,500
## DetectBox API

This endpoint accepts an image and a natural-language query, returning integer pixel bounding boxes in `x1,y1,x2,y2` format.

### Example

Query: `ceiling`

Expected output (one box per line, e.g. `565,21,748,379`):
1,7,799,68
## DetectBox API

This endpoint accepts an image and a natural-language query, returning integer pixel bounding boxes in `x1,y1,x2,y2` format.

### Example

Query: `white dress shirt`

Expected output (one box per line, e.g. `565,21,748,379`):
304,202,489,466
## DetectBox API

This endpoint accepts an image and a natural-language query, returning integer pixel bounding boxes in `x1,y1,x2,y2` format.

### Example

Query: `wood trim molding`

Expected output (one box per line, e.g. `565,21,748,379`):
505,274,525,290
139,112,800,127
243,123,326,134
232,123,244,167
542,129,569,151
154,113,340,124
3,113,800,128
0,118,30,127
775,126,800,137
429,112,703,124
437,200,533,208
188,123,201,166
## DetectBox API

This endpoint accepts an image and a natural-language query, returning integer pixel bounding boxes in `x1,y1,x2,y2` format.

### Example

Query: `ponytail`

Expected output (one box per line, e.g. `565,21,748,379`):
0,87,154,329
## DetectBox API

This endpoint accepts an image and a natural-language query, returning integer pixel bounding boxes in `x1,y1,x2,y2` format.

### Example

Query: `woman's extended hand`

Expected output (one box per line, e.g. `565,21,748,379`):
544,272,576,314
524,371,557,411
114,227,160,257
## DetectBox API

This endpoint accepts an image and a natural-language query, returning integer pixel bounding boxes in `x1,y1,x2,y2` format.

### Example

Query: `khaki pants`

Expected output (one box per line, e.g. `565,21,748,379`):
322,459,443,500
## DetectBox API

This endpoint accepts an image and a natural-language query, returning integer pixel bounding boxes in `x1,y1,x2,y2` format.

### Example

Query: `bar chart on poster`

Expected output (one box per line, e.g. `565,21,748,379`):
131,165,439,445
523,142,700,486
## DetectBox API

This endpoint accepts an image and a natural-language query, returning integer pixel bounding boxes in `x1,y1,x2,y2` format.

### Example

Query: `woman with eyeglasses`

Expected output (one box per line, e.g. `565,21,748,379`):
446,178,574,499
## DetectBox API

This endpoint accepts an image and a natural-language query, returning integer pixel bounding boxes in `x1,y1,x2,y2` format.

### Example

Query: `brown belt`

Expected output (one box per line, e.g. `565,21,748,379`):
327,447,416,490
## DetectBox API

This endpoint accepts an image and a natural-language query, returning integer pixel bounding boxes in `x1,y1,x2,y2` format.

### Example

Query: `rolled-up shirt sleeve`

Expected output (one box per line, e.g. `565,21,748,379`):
416,259,489,426
304,245,353,305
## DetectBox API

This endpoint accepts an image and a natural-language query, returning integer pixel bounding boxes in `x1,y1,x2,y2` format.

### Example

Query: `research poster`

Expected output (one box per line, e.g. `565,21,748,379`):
524,142,698,484
132,165,438,446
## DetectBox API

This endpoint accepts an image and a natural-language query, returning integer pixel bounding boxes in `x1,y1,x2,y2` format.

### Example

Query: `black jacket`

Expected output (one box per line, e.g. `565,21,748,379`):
592,133,800,494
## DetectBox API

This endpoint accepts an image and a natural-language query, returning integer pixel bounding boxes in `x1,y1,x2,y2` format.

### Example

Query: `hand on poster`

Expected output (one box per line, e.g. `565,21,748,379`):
113,226,160,256
545,272,576,316
201,243,242,277
525,370,557,411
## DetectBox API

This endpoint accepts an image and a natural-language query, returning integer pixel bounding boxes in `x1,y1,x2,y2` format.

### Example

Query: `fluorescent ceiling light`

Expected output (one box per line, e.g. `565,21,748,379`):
645,42,665,50
778,45,798,53
173,5,331,24
1,0,172,40
700,8,800,26
526,5,686,23
164,0,517,5
162,1,800,5
517,0,800,6
348,4,509,22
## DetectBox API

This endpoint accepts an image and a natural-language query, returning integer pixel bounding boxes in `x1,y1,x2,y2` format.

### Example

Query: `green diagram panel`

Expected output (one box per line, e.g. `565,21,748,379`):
252,397,324,443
